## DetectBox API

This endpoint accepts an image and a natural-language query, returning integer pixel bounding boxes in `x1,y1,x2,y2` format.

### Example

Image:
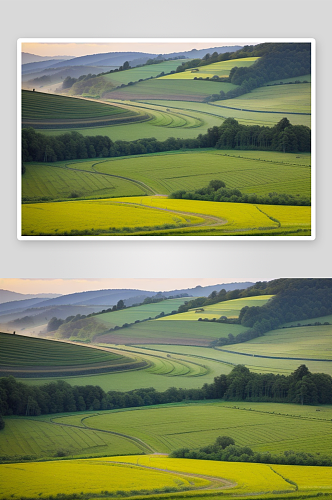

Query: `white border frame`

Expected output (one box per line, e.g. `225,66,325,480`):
17,38,316,241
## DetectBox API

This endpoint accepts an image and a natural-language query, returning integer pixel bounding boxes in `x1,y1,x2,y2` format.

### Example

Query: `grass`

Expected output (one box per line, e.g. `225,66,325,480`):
158,296,273,321
213,83,311,114
102,60,188,85
22,163,147,202
22,90,138,128
0,417,142,460
136,345,332,377
106,79,238,101
217,323,332,360
0,332,129,367
146,99,311,128
73,150,311,197
23,149,311,205
56,402,332,456
161,57,260,80
95,320,249,346
94,299,189,330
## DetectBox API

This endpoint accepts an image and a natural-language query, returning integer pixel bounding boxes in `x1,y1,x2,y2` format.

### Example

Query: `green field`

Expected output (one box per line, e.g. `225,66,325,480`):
214,83,311,114
22,90,141,128
95,320,249,346
105,79,238,101
217,323,332,360
0,332,142,377
141,344,332,377
159,295,273,321
161,57,260,79
23,150,311,205
49,402,332,456
0,416,143,460
141,99,311,127
22,163,147,202
102,59,188,85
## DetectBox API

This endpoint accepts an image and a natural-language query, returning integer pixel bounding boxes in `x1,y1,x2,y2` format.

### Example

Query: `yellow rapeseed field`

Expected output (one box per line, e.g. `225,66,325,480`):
22,199,203,235
257,204,311,227
111,197,276,230
0,459,208,499
105,456,291,494
273,464,332,490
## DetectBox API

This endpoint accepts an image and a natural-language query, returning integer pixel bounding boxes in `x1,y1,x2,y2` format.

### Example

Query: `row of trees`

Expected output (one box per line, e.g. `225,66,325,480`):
22,117,310,165
171,435,332,467
1,364,331,419
170,179,310,206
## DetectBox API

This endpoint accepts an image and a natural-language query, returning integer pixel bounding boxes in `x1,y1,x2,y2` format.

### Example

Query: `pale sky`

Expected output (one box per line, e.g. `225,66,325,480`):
21,41,246,58
0,278,269,295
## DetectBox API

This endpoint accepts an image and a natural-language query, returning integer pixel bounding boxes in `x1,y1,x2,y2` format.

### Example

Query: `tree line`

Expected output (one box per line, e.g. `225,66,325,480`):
22,116,310,165
1,364,331,420
171,435,332,467
170,179,310,206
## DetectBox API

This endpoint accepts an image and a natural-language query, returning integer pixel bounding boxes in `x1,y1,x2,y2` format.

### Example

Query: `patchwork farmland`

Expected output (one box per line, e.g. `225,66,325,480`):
21,42,313,237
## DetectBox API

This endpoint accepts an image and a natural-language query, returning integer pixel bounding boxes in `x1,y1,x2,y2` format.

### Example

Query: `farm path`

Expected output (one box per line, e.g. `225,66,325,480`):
109,199,227,228
104,459,237,491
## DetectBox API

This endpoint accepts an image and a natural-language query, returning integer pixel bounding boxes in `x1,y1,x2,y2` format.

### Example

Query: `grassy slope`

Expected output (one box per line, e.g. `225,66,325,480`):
22,163,147,202
53,402,332,456
93,298,189,329
68,150,311,196
22,150,312,204
140,99,311,127
161,57,260,79
158,296,273,321
0,332,129,367
102,59,188,85
105,79,238,101
0,416,142,460
22,90,130,120
217,324,332,360
214,82,311,114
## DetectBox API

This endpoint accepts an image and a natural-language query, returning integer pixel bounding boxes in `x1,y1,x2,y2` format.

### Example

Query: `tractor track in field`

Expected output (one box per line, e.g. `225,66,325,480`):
104,459,236,491
45,418,156,454
47,163,158,195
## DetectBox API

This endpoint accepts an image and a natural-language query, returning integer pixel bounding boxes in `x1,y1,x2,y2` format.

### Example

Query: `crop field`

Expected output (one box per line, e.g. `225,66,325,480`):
102,59,188,85
22,163,147,202
22,195,311,236
105,79,238,101
95,319,249,346
54,402,332,456
0,458,208,499
141,99,311,127
74,150,311,197
0,416,142,460
22,91,141,128
0,332,146,377
21,198,204,236
161,57,260,79
94,298,188,330
214,83,311,114
110,456,332,495
137,344,332,377
217,324,332,360
158,295,273,321
23,150,311,206
267,74,311,84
